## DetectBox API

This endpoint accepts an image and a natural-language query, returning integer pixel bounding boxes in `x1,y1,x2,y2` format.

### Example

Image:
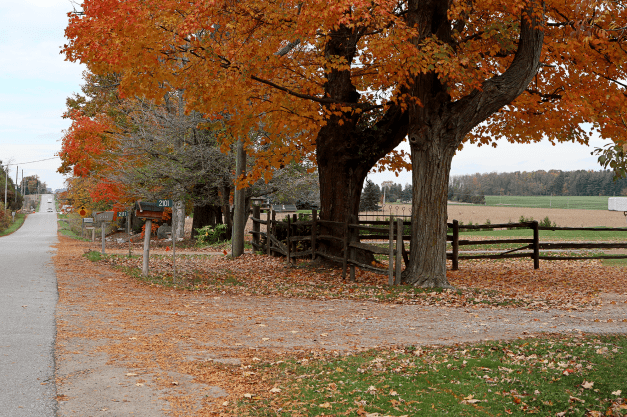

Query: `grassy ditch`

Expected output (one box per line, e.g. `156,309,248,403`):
58,217,90,241
230,335,627,416
0,212,26,236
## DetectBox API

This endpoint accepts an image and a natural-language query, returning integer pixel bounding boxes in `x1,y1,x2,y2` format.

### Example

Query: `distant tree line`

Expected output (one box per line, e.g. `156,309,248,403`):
380,181,412,203
359,180,413,211
449,169,627,199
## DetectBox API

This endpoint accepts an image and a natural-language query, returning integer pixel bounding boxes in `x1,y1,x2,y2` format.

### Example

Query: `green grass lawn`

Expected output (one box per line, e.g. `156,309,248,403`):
456,228,627,241
0,213,26,237
484,195,610,210
233,335,627,416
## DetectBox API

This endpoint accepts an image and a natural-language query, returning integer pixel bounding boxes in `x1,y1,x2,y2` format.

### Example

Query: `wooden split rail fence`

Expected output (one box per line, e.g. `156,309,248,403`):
448,221,627,269
250,208,627,285
250,207,408,284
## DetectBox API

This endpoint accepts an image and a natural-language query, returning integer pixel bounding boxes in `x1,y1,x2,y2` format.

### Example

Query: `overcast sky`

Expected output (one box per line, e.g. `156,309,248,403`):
0,0,612,192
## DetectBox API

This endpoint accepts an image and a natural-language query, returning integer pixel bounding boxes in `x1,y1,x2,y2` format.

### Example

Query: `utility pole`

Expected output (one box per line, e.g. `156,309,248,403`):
232,137,247,257
3,164,7,213
15,166,18,207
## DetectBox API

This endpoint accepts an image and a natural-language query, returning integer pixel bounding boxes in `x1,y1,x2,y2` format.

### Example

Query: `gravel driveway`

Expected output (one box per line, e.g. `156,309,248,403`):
51,234,627,416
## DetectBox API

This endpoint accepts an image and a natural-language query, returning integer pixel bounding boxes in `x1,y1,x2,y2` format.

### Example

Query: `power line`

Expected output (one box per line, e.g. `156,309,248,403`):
16,157,58,165
1,157,59,167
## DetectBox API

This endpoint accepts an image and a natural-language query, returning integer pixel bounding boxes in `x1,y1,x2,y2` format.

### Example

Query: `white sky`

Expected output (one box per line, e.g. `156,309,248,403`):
0,0,84,191
370,135,610,187
0,1,613,191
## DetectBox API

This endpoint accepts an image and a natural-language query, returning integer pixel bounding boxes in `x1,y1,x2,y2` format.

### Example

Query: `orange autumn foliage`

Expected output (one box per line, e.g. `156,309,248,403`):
63,0,627,169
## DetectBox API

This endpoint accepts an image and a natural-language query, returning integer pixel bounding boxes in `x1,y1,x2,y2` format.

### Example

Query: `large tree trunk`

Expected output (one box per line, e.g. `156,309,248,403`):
401,0,545,286
403,132,456,287
317,141,367,237
314,24,408,259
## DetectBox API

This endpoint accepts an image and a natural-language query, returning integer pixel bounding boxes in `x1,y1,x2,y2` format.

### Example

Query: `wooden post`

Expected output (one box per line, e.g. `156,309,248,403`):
388,216,394,286
452,220,459,271
311,209,317,261
142,219,152,276
128,208,132,258
266,209,271,255
252,205,260,250
286,214,292,265
101,222,106,255
349,214,357,282
270,210,276,256
533,220,540,269
395,218,402,285
172,204,177,282
342,215,350,280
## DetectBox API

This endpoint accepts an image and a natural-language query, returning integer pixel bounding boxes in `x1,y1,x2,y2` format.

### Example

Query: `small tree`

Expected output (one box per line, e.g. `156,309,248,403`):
360,180,381,212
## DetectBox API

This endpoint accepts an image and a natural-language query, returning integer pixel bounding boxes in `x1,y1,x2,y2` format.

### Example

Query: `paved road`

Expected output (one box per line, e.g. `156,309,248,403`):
0,194,58,416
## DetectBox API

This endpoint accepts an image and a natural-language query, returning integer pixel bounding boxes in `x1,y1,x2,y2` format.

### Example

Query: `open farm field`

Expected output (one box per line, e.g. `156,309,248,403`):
484,195,608,210
359,202,627,228
448,203,626,228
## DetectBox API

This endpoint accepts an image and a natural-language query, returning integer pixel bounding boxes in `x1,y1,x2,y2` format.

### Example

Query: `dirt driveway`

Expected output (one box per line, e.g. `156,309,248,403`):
53,236,627,416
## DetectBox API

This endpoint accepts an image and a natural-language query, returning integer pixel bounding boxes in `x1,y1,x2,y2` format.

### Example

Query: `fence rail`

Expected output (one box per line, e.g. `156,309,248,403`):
249,208,627,285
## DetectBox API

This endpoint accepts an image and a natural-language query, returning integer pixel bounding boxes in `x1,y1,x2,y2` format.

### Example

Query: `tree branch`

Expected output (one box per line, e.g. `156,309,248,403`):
454,0,545,133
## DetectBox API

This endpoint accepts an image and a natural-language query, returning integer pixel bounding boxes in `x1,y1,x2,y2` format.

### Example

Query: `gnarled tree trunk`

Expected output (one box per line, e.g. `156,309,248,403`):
402,0,545,287
404,132,456,287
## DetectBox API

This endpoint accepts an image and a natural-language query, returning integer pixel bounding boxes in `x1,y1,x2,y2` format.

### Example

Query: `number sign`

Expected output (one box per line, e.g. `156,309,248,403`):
158,199,173,208
117,211,128,217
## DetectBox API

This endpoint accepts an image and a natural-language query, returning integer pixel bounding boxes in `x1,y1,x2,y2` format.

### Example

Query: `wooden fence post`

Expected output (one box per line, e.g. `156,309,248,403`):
533,220,539,269
286,214,291,265
266,209,271,255
388,216,394,285
252,205,260,250
342,215,350,280
270,210,276,256
395,218,402,285
311,209,317,261
452,220,459,271
349,214,357,282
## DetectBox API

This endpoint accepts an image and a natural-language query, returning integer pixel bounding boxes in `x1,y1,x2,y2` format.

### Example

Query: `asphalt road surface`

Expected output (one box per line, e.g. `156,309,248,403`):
0,194,58,416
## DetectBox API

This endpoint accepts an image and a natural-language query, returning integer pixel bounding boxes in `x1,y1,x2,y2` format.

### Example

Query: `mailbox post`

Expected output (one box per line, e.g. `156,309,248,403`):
94,211,115,254
134,202,165,276
83,217,94,239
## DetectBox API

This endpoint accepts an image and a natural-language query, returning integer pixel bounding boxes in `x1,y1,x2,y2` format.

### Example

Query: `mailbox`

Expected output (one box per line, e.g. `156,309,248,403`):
134,201,164,220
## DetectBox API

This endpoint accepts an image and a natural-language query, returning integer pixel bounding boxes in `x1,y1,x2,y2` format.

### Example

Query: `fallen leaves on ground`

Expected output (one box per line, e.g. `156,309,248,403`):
97,252,627,310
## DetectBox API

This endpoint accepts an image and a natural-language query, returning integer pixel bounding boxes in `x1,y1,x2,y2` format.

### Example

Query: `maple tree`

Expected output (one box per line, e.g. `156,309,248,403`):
64,0,627,286
59,71,320,239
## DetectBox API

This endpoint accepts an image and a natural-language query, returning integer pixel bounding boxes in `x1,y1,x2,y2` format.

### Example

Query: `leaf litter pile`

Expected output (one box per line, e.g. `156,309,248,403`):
54,236,627,417
99,251,627,311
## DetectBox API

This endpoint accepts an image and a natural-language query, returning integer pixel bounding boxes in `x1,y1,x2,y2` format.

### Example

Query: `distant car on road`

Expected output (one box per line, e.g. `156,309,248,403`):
47,198,52,203
47,208,54,213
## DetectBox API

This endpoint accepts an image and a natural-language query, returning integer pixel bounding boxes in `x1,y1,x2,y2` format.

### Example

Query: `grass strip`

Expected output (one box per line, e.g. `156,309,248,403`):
58,218,90,241
0,213,26,236
232,335,627,416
